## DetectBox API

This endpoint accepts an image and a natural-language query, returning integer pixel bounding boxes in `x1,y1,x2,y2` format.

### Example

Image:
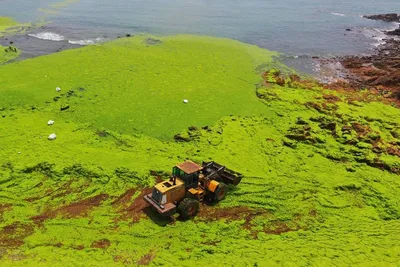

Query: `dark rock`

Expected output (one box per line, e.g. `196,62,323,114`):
346,28,352,32
173,134,190,142
390,130,400,139
387,28,400,36
341,125,352,134
66,90,77,98
60,105,70,111
283,139,297,149
309,116,325,123
319,122,336,131
364,13,400,23
295,117,308,125
126,34,131,37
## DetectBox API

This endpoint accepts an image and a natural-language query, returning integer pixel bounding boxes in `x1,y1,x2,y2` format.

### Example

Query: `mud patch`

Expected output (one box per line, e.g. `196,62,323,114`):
112,188,137,207
116,188,152,223
137,250,156,265
31,194,109,224
262,220,303,235
91,238,111,249
0,222,35,248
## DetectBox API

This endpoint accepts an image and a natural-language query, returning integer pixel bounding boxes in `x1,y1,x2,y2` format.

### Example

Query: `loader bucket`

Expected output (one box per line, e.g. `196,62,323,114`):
202,161,243,186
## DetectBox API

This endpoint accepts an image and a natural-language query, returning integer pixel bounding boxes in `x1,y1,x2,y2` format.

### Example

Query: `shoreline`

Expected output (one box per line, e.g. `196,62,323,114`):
330,13,400,107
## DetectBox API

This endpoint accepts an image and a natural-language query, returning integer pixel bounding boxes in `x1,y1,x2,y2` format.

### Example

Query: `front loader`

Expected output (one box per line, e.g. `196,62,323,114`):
144,160,242,219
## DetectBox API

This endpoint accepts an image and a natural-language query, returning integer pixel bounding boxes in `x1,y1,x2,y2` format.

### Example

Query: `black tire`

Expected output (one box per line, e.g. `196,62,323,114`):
178,198,200,219
213,183,228,202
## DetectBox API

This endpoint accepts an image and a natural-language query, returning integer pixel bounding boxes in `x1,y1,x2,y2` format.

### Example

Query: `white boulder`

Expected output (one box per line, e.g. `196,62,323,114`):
48,133,57,140
48,120,55,125
56,87,61,92
183,99,188,103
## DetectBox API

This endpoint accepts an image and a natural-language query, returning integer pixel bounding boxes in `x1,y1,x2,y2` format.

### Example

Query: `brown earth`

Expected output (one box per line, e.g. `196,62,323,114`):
0,222,34,248
113,188,151,223
137,250,156,265
91,238,111,249
31,193,109,225
198,206,258,222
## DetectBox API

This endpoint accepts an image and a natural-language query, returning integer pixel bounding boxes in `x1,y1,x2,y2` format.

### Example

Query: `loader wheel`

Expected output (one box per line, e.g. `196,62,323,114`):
213,183,228,202
178,198,200,219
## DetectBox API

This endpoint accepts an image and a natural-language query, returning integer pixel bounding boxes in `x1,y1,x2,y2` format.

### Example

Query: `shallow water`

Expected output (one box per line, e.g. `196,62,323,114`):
1,0,400,74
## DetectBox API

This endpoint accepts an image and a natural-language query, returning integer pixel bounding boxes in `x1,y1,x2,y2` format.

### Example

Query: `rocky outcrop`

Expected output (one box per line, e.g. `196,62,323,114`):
340,38,400,106
363,13,400,23
387,28,400,36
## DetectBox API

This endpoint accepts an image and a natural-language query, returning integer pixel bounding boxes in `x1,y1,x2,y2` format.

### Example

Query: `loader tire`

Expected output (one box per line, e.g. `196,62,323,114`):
213,183,228,202
178,198,200,219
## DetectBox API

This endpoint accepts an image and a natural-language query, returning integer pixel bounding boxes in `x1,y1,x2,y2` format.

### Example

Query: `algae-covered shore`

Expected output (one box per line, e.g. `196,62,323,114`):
0,16,400,266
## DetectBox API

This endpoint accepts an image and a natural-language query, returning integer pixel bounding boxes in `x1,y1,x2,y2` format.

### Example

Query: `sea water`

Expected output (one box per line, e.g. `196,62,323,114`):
1,0,399,60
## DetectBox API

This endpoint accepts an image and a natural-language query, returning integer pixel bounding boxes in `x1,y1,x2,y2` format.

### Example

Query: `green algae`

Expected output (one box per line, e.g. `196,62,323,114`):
0,35,399,266
0,35,276,139
0,45,20,64
0,17,30,38
38,0,80,16
0,17,29,64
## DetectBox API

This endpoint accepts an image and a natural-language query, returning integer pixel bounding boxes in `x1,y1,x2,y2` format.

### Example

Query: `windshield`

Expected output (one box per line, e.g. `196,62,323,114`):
151,188,163,203
172,166,185,178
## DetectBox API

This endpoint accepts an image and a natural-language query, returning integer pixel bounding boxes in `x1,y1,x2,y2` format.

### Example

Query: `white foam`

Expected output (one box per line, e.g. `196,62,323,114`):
68,37,104,46
360,27,388,47
29,32,65,41
331,12,345,17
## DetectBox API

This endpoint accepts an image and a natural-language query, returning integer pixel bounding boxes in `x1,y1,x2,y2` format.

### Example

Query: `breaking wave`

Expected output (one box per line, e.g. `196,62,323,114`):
28,32,65,41
68,37,104,45
331,12,345,17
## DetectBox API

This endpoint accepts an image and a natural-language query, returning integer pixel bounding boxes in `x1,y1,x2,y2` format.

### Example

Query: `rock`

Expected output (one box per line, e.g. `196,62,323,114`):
283,138,297,149
364,13,400,23
47,120,55,125
60,105,70,111
183,99,188,103
371,70,400,86
319,122,336,131
346,28,351,32
387,28,400,36
341,125,352,134
126,34,131,37
56,87,61,92
173,134,190,142
48,133,57,140
295,117,308,125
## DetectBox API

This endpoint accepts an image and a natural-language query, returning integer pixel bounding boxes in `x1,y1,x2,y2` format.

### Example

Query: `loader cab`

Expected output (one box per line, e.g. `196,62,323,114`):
172,161,202,189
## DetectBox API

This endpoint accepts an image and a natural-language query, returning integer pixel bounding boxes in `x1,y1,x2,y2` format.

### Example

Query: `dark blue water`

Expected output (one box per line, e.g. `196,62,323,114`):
1,0,400,56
